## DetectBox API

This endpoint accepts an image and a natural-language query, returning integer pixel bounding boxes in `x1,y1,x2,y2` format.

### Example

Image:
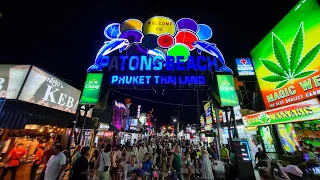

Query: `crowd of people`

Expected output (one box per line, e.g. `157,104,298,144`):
68,137,217,180
1,136,317,180
0,137,219,180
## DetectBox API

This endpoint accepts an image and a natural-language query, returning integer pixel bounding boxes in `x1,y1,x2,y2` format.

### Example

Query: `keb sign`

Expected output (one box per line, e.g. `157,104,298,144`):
251,0,320,109
87,16,233,86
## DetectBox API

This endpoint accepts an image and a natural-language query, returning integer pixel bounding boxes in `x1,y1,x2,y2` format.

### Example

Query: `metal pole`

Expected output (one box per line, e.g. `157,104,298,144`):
231,107,239,138
78,105,89,145
214,108,221,160
225,108,233,151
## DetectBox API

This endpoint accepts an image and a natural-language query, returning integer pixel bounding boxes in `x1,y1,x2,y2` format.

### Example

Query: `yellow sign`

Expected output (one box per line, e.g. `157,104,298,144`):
143,16,176,35
121,19,143,32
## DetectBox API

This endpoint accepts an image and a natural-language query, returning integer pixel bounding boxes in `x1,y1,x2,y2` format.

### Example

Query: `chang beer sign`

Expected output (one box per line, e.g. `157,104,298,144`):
243,98,320,127
80,73,103,105
217,75,239,107
251,0,320,109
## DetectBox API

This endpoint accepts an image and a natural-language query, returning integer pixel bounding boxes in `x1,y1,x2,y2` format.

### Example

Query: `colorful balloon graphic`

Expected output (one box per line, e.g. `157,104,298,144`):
175,30,198,50
176,18,198,33
167,44,190,62
157,34,174,48
118,30,143,44
143,16,176,36
104,23,121,39
125,43,148,56
197,24,213,41
142,34,159,49
121,19,143,32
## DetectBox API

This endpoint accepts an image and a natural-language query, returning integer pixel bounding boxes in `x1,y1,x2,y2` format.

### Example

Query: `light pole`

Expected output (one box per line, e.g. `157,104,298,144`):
172,117,179,136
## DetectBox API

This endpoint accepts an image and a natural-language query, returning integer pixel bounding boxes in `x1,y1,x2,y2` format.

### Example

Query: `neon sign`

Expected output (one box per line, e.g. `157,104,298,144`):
137,105,141,118
114,100,126,109
88,16,233,85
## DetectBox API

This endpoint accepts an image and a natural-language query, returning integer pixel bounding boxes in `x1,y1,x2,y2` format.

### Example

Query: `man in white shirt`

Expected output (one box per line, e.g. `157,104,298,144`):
133,144,138,157
138,142,148,162
45,145,66,180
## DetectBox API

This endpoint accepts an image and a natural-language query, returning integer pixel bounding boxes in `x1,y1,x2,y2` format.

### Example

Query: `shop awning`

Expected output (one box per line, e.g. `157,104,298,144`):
0,100,76,129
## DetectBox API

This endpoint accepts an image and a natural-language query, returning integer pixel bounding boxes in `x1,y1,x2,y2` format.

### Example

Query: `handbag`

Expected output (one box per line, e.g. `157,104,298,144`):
101,152,109,172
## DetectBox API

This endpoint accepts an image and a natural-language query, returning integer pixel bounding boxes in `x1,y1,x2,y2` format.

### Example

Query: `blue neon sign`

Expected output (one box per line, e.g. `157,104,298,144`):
87,16,234,86
91,55,219,72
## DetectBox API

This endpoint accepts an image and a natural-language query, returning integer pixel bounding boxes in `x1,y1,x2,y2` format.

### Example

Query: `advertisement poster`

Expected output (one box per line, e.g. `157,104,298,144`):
18,66,81,114
243,98,320,127
259,126,276,153
236,58,255,76
251,0,320,109
203,102,213,130
80,73,103,105
217,75,239,107
0,65,31,99
276,123,300,153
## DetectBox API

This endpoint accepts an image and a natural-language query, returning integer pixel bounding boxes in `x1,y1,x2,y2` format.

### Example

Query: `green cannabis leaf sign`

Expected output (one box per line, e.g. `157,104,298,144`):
260,22,320,89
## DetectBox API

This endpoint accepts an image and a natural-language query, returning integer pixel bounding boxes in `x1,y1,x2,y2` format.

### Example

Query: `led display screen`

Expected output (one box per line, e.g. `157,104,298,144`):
217,75,239,107
80,73,103,105
251,0,320,109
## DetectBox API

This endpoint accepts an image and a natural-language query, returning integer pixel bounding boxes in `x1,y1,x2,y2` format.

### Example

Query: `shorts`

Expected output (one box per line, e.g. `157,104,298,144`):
187,160,192,168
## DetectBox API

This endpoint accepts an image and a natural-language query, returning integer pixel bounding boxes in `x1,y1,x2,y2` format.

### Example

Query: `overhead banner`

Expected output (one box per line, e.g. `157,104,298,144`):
0,65,31,99
243,98,320,127
18,66,81,114
217,75,239,107
251,0,320,109
80,73,103,105
203,102,213,131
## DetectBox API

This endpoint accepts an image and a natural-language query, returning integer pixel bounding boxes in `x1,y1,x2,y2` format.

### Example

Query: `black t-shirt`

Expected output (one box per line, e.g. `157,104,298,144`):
255,151,268,161
71,156,89,180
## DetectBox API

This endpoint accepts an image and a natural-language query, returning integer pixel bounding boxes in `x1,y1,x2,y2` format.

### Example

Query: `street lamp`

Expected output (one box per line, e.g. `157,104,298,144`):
173,118,177,123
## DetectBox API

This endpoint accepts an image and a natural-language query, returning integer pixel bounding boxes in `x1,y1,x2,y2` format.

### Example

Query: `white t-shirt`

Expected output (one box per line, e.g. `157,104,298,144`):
99,151,111,172
45,152,66,180
138,147,148,161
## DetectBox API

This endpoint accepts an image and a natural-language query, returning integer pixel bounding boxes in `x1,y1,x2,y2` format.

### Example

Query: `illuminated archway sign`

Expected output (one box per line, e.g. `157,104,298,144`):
88,16,233,85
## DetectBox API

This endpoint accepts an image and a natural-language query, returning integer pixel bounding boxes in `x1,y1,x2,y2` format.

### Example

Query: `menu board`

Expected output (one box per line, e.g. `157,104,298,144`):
0,65,31,99
18,66,81,114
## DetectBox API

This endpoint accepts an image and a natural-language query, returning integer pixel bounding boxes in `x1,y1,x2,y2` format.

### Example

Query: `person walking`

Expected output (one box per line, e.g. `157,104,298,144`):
70,147,90,180
200,149,214,180
169,145,184,180
96,144,111,180
0,142,27,180
30,145,44,180
44,145,67,180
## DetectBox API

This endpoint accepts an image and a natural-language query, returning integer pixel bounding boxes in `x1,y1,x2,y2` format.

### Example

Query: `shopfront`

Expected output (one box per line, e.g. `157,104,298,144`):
243,98,320,156
0,65,87,153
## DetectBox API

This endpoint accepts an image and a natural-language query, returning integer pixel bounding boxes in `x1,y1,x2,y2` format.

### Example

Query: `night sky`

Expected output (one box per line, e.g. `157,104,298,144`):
0,0,299,126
